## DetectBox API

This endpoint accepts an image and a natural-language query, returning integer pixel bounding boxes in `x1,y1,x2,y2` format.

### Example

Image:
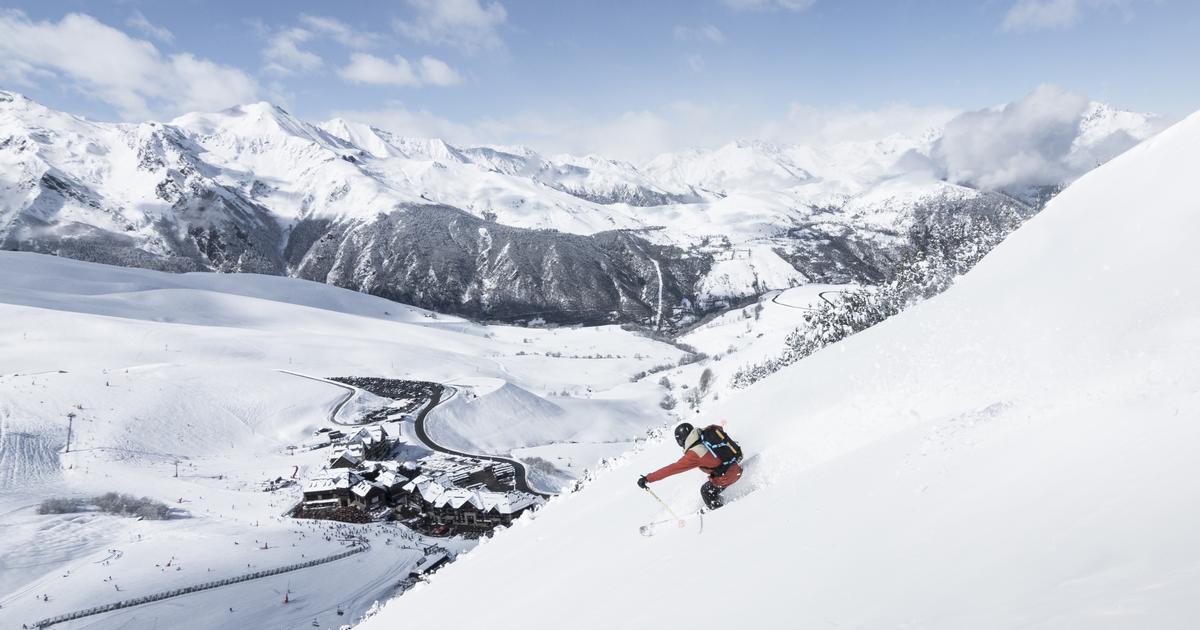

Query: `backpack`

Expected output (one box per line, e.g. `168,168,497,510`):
694,425,743,477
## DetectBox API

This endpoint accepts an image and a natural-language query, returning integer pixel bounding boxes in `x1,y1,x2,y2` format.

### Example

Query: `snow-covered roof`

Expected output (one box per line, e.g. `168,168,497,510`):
413,452,512,484
329,450,362,466
434,487,482,510
352,480,385,498
477,491,542,515
345,424,389,447
412,551,447,576
402,474,543,515
377,470,406,488
304,470,360,493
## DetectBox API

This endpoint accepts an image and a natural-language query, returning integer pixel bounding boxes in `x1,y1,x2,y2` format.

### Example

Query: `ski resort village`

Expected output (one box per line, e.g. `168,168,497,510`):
2,3,1199,630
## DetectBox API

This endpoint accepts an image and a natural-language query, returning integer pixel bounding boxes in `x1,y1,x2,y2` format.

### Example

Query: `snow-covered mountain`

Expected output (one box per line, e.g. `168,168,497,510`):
0,89,1158,325
355,109,1200,630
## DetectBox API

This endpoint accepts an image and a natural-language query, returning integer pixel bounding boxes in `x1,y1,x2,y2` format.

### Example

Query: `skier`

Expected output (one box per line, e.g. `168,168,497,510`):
637,422,743,510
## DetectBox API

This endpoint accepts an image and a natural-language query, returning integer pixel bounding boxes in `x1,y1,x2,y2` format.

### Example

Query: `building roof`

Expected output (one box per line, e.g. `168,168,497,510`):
402,474,543,515
352,480,385,498
377,470,406,488
477,491,542,515
304,470,361,493
303,498,343,510
330,451,363,467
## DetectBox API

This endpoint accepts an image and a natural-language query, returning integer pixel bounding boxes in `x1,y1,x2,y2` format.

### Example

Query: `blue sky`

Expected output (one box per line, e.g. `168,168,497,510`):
0,1,1195,159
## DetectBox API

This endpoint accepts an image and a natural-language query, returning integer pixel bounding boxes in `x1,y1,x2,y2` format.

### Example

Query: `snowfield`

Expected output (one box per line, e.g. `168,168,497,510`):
356,113,1200,629
0,253,688,629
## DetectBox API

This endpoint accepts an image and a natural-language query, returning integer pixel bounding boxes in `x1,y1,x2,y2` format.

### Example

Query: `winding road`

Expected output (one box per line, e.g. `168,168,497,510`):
770,288,847,310
412,386,552,498
277,370,357,425
278,370,553,498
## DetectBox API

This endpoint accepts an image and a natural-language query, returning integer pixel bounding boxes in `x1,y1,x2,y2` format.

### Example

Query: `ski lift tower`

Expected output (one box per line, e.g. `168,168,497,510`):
65,412,76,453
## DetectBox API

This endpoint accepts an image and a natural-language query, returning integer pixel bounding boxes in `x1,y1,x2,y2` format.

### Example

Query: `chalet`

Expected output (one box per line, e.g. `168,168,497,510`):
301,470,361,511
328,425,399,467
346,425,392,459
329,449,363,469
375,469,410,503
399,475,543,533
350,480,387,510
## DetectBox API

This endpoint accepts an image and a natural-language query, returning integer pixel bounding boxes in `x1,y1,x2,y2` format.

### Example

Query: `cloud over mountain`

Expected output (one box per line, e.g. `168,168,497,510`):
932,84,1161,192
0,10,257,119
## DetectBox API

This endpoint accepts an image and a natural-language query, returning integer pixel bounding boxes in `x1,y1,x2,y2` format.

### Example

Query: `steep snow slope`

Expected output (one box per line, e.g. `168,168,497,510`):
357,113,1200,629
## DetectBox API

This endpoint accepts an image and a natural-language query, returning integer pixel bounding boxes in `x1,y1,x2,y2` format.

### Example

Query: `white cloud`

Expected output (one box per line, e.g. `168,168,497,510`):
930,84,1144,191
417,56,464,86
263,27,323,76
685,54,706,73
334,99,963,164
261,16,386,76
0,10,257,120
333,90,1151,179
394,0,507,54
673,24,725,43
1002,0,1081,30
298,14,379,49
761,103,960,145
722,0,816,12
1000,0,1139,31
333,103,483,143
335,101,738,162
339,53,418,86
126,10,172,44
338,53,462,87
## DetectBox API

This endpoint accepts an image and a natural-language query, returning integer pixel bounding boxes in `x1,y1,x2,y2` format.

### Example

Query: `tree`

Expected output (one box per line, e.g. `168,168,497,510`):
658,376,673,390
698,368,714,394
732,204,1030,390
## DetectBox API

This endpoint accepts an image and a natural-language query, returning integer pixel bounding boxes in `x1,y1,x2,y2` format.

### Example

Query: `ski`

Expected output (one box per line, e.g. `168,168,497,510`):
639,510,703,536
638,482,762,536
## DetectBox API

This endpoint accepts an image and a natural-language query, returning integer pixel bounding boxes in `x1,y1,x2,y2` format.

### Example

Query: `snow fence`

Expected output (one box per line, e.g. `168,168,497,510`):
30,544,367,629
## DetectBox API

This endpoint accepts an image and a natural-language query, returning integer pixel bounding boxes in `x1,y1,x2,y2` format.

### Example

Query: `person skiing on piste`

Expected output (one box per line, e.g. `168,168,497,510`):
638,422,742,510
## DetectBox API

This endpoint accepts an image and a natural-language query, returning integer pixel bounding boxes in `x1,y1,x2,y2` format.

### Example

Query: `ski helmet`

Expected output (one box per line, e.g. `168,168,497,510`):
674,423,694,447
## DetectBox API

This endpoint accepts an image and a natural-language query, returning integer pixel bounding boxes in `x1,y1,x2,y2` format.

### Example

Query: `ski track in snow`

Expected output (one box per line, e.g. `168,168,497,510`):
0,410,62,490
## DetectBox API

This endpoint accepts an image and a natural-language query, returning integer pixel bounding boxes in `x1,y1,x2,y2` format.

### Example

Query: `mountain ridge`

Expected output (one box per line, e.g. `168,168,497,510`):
0,89,1158,325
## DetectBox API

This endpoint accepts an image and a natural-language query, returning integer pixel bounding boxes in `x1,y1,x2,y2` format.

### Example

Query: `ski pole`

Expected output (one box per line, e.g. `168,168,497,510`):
643,487,685,528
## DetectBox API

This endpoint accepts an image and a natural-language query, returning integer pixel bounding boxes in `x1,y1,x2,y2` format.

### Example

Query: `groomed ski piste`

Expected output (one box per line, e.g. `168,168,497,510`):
355,113,1200,629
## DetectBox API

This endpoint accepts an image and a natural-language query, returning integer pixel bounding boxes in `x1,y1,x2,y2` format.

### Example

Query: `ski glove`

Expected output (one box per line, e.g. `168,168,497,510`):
637,475,648,489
